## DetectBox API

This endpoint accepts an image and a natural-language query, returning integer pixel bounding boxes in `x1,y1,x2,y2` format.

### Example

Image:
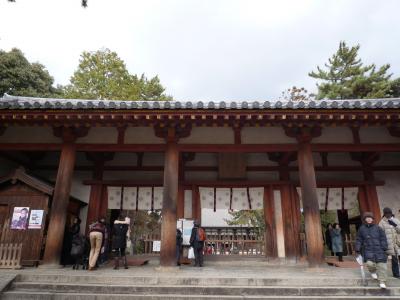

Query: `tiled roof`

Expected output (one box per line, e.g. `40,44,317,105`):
1,94,400,110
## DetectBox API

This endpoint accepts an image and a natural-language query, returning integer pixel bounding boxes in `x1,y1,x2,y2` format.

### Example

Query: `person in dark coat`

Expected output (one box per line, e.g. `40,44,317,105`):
70,233,86,270
176,229,183,266
325,223,334,256
331,223,343,262
189,220,205,267
355,212,388,289
112,214,130,269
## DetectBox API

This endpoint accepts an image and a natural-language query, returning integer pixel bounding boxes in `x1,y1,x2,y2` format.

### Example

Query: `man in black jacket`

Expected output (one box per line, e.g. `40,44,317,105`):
355,212,388,289
190,220,204,267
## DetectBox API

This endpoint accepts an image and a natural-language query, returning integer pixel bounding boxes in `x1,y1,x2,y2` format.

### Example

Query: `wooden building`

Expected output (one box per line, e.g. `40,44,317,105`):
0,94,400,267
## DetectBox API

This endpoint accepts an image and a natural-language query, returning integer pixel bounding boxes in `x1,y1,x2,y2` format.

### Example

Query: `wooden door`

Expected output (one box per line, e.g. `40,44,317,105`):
0,204,8,241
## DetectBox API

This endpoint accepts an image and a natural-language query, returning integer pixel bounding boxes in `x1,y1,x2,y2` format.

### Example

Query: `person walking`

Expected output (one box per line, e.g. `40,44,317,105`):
112,213,130,270
331,223,343,262
176,229,183,266
88,218,106,271
325,223,334,256
355,212,388,289
190,220,206,267
379,207,400,278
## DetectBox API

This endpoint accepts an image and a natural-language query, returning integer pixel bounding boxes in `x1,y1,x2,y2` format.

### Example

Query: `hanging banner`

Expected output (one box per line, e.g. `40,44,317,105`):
108,187,122,209
137,187,152,210
296,188,327,210
215,188,231,210
153,187,163,210
327,188,342,210
28,209,44,229
10,207,29,230
199,187,215,209
231,188,249,210
123,187,137,211
344,187,359,210
249,187,264,210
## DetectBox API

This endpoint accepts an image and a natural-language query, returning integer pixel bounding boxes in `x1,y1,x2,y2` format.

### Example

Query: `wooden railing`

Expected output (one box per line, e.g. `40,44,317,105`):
203,238,264,256
0,243,22,269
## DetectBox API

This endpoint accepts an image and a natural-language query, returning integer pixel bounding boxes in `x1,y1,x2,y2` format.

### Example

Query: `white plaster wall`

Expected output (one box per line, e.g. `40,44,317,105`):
77,127,117,144
125,127,164,144
313,127,353,143
376,171,400,216
375,153,400,166
185,153,217,166
179,127,234,144
247,172,279,181
103,170,163,181
360,127,400,144
185,171,218,181
328,153,360,166
241,127,295,144
106,153,138,166
69,171,92,203
142,153,165,166
184,190,193,219
0,126,61,143
247,153,276,166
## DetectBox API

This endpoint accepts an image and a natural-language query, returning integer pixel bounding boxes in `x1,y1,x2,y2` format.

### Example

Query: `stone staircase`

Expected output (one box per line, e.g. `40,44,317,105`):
2,271,400,299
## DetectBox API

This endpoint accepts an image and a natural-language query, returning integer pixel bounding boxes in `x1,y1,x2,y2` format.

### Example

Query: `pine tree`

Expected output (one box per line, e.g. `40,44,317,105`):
309,41,392,100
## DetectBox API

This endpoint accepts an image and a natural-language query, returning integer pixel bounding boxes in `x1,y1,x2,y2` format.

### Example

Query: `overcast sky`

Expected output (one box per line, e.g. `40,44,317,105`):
1,0,399,100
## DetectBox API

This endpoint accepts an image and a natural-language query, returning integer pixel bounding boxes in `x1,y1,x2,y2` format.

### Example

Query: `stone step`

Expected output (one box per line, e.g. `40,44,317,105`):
9,282,400,297
3,291,400,300
15,274,397,287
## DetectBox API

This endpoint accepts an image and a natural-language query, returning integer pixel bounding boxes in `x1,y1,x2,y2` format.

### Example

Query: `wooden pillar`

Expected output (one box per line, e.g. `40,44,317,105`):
86,161,104,233
363,169,381,221
290,185,302,257
43,142,76,265
358,186,369,216
192,185,201,222
297,140,324,266
160,128,179,267
263,185,277,258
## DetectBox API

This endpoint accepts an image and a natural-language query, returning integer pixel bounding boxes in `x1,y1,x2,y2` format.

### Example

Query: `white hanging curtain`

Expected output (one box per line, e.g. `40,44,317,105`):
327,187,343,210
249,187,264,210
215,188,231,210
317,188,327,210
137,187,153,210
199,187,215,209
344,187,359,210
153,187,163,210
123,187,137,211
108,186,122,209
231,188,249,210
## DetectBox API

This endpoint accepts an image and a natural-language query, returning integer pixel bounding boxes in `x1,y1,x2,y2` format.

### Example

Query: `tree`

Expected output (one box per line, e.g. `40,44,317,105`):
280,86,315,101
226,209,265,238
63,49,172,100
389,78,400,97
309,41,392,100
0,48,61,97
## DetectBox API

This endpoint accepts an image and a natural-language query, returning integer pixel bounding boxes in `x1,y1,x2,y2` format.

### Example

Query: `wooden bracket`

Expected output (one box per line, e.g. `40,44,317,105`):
154,122,192,142
53,126,89,143
284,126,322,143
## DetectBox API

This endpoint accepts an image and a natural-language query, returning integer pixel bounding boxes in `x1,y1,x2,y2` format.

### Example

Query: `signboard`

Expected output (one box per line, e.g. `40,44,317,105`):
10,207,29,230
152,240,161,252
28,210,44,229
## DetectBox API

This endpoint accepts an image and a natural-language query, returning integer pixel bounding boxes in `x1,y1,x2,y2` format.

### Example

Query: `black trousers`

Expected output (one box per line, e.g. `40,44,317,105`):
194,246,204,266
392,255,400,277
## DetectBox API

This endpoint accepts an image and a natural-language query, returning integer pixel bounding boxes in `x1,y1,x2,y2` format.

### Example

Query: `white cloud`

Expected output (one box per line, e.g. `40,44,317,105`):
0,0,399,100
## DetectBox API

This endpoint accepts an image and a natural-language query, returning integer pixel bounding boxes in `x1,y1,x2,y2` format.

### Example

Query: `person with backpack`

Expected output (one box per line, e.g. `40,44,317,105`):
190,220,206,267
88,218,106,271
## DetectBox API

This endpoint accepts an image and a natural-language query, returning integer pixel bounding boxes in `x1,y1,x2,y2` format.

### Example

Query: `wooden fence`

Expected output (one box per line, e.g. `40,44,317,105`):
0,243,22,269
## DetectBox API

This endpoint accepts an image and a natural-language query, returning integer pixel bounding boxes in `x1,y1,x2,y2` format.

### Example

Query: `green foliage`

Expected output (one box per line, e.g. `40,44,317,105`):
389,78,400,97
0,48,62,97
309,41,392,100
128,210,161,254
63,49,172,101
226,209,265,238
280,86,315,101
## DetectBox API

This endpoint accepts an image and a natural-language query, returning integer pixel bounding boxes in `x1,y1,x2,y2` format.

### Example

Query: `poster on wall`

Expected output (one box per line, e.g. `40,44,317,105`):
10,207,30,230
28,210,44,229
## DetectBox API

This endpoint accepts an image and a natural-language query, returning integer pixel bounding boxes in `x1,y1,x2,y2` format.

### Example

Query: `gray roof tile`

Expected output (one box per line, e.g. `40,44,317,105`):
1,94,400,111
